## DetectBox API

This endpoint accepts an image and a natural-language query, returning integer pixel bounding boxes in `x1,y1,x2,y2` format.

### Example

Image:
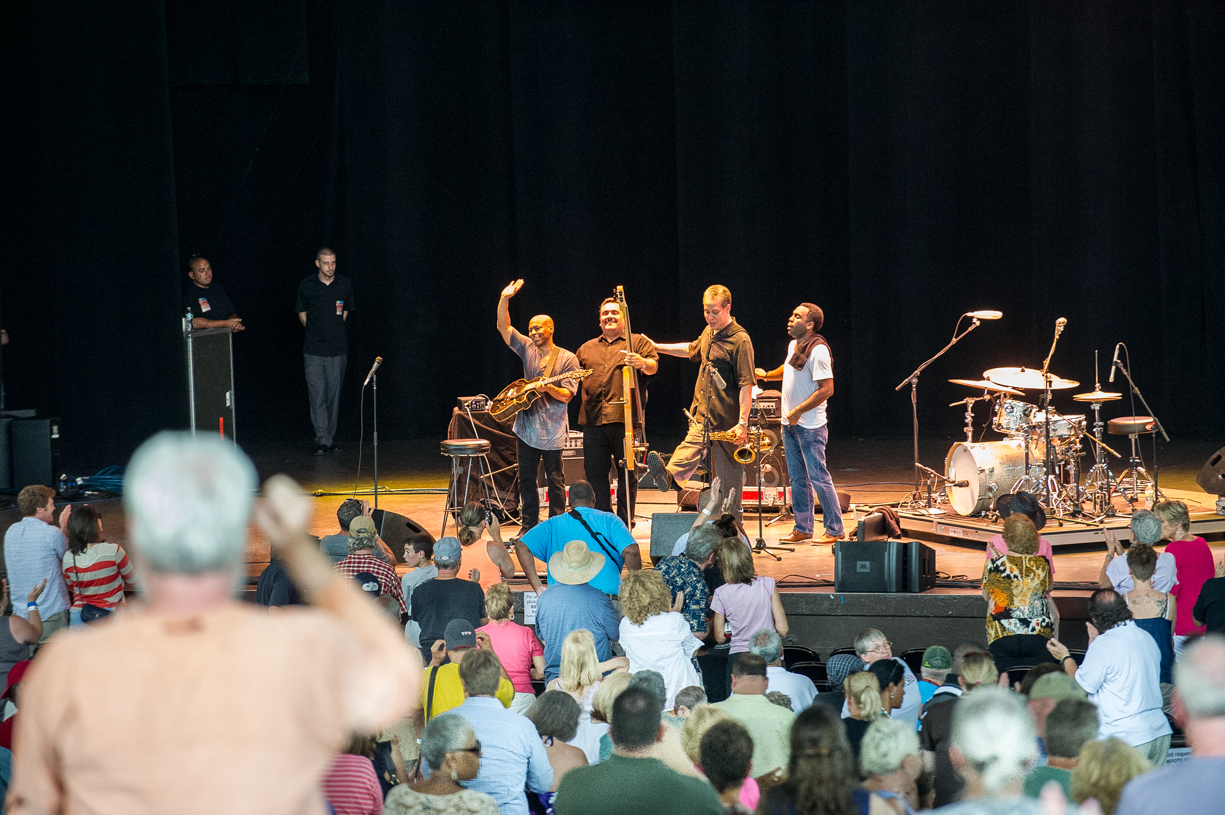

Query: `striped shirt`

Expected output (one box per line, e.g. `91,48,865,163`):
335,552,407,614
3,517,70,619
320,753,383,815
61,543,137,610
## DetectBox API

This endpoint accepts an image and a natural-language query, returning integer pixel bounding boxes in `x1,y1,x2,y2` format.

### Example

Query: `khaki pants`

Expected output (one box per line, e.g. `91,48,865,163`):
34,609,70,653
665,424,745,523
1136,733,1171,768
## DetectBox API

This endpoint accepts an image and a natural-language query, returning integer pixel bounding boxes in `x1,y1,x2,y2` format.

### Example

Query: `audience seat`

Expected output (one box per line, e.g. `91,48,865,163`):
783,645,820,668
788,661,829,691
827,647,858,659
900,648,926,676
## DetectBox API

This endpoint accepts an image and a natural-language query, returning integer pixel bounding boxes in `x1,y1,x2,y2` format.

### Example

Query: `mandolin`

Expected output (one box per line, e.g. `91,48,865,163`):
489,369,592,422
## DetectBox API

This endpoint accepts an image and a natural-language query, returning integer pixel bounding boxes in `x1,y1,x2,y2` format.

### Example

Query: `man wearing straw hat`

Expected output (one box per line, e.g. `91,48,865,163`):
535,541,622,684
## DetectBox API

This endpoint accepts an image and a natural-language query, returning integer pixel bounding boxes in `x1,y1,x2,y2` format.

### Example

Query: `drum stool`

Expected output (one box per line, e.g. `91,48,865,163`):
1107,416,1155,504
441,439,495,537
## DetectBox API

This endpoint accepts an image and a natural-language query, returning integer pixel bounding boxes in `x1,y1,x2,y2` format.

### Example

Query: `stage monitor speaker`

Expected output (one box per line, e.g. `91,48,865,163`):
650,512,698,563
11,418,60,489
1196,447,1225,497
370,509,434,564
745,419,789,490
834,540,936,593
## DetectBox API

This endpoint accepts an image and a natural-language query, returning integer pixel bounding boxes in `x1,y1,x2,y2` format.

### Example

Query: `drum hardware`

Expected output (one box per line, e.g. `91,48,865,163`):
994,398,1038,435
1074,355,1125,519
1106,342,1169,509
896,311,1002,509
949,395,993,443
948,378,1024,396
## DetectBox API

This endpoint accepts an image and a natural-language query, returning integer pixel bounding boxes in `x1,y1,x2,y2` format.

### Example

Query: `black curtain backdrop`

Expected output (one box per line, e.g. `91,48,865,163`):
1,1,1221,472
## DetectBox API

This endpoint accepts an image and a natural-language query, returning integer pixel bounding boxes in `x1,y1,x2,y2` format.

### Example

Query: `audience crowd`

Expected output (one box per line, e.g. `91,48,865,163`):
1,449,1222,815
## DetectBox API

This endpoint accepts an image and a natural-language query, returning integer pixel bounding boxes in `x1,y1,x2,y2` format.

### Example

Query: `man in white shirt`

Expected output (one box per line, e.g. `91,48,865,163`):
754,303,844,545
749,628,816,714
1047,589,1172,766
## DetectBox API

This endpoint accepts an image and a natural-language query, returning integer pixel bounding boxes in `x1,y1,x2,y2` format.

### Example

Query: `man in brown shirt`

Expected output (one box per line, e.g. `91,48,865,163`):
646,285,756,524
576,297,659,527
7,432,420,815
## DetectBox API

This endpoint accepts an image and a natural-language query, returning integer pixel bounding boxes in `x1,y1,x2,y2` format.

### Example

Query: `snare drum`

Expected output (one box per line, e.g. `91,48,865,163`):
992,399,1036,435
945,438,1043,516
1031,411,1086,441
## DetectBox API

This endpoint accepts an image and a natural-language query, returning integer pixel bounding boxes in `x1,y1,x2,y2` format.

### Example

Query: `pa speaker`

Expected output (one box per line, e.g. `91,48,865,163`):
370,509,434,564
834,540,936,593
650,512,699,563
11,418,60,489
745,420,789,490
1196,447,1225,497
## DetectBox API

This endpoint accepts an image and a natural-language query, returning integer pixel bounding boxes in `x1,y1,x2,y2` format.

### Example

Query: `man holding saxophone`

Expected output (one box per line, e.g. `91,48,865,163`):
755,303,845,545
646,285,755,525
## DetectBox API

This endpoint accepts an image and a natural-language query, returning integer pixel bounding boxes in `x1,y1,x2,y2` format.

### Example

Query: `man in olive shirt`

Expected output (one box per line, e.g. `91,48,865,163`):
296,248,353,455
576,297,658,527
554,687,721,815
646,284,755,524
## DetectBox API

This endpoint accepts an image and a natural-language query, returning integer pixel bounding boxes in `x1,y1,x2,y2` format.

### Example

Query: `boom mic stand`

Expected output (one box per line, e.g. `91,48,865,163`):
896,313,993,508
1110,345,1168,503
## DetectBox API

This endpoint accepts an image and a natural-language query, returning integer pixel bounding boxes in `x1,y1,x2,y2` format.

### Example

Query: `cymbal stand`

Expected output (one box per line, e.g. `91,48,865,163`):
896,315,986,509
1110,345,1168,506
949,394,992,443
1082,401,1122,519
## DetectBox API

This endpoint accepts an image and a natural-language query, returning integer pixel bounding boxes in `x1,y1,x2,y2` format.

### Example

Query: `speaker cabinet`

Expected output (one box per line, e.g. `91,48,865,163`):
649,512,699,562
370,509,434,563
11,417,60,488
834,540,936,593
745,419,789,490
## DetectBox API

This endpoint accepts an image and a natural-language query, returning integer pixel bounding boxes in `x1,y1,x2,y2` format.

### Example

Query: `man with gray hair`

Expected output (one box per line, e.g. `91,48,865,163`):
1116,635,1225,814
6,432,419,815
1102,509,1176,593
749,628,816,713
655,523,719,638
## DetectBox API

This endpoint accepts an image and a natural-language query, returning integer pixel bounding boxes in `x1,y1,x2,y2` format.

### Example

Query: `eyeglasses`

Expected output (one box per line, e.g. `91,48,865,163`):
869,641,892,652
452,740,482,755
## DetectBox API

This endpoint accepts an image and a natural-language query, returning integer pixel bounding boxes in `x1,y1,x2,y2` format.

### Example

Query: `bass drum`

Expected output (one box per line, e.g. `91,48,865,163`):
945,439,1042,516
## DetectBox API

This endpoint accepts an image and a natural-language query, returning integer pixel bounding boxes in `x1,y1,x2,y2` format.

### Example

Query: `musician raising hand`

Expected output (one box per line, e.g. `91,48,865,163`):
497,280,580,532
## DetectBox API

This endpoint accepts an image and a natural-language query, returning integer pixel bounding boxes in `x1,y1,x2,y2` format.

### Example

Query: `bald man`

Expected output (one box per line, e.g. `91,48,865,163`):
497,280,580,532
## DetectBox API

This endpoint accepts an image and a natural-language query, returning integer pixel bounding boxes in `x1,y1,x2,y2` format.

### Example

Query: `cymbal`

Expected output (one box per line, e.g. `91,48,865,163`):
948,378,1024,396
984,366,1079,390
1073,389,1122,403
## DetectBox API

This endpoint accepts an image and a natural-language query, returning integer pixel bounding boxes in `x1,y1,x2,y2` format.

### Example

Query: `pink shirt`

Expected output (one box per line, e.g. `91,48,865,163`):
1168,537,1214,636
710,576,777,653
478,619,544,693
988,534,1056,579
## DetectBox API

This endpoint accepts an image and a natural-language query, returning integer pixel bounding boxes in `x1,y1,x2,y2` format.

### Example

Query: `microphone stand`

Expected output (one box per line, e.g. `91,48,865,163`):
372,370,380,509
1112,349,1168,502
1039,323,1064,512
896,316,985,507
750,395,793,560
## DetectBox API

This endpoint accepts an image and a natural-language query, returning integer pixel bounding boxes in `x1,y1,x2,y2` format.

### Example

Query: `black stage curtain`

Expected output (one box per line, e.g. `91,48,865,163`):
1,1,1221,471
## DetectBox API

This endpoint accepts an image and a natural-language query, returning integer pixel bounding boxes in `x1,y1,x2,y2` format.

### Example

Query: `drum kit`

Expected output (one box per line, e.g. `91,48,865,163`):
942,365,1126,520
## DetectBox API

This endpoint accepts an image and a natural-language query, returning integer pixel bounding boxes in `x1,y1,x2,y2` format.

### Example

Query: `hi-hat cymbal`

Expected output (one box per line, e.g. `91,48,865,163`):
1073,389,1122,403
984,366,1079,390
948,378,1024,396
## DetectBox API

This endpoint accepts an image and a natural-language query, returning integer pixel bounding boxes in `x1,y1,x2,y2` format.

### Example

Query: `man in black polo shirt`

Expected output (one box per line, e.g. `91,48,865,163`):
576,297,658,527
184,255,244,332
646,285,756,525
296,247,353,455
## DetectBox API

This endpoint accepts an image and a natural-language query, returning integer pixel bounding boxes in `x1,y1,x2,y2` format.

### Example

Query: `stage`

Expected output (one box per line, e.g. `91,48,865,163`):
2,435,1220,659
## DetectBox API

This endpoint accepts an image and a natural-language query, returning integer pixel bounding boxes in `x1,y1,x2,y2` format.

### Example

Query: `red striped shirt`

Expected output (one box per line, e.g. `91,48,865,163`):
61,543,136,610
320,753,383,815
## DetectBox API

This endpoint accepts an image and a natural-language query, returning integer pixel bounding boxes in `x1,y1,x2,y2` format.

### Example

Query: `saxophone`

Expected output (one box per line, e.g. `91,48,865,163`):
707,427,773,464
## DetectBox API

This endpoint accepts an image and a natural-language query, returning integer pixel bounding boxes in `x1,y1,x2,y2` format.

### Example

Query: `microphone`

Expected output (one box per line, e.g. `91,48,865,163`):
1056,317,1067,333
950,480,969,488
966,310,1003,320
1109,343,1120,383
363,356,383,387
709,364,727,390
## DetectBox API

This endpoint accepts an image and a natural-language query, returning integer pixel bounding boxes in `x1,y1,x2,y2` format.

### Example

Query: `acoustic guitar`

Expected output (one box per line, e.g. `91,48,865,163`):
489,369,592,422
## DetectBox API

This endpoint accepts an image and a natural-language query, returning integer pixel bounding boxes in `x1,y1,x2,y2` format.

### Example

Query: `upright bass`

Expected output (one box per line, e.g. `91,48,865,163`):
614,286,646,521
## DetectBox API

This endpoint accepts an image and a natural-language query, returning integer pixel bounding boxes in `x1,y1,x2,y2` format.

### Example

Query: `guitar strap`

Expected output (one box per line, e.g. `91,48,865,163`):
567,509,621,564
541,345,559,379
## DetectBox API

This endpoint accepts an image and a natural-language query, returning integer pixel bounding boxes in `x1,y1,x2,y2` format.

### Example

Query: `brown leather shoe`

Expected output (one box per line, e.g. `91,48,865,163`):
815,532,846,545
779,530,812,543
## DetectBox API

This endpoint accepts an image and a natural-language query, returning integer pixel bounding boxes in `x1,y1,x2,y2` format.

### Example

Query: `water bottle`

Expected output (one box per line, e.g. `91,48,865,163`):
184,308,194,333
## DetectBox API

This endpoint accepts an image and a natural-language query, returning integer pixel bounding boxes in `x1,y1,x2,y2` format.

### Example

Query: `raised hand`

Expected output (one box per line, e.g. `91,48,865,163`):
254,475,312,555
27,578,48,604
501,279,524,299
722,487,739,515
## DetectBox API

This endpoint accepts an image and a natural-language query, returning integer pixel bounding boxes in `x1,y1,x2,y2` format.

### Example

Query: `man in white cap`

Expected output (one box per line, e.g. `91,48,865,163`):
535,540,622,683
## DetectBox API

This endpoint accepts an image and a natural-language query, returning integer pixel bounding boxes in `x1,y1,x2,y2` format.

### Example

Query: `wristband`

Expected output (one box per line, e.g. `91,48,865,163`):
27,602,38,610
1062,655,1074,664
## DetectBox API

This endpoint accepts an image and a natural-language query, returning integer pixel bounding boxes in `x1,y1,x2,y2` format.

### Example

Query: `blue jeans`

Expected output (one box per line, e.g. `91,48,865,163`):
782,423,845,537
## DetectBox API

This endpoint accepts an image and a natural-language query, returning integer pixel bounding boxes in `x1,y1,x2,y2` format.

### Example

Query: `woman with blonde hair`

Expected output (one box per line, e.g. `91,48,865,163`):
545,629,628,761
1154,499,1216,658
1071,737,1151,815
617,570,701,711
477,583,544,713
919,651,999,808
843,671,883,765
588,669,633,762
455,502,516,587
710,537,789,694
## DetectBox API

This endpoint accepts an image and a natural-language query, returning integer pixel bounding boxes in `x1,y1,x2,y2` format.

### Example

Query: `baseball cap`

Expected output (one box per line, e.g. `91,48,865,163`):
1029,671,1087,702
445,618,477,649
434,537,461,566
922,645,953,671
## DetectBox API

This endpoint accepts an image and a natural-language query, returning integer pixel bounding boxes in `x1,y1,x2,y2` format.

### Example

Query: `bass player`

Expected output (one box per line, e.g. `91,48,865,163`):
497,279,580,532
576,297,659,528
645,284,756,525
